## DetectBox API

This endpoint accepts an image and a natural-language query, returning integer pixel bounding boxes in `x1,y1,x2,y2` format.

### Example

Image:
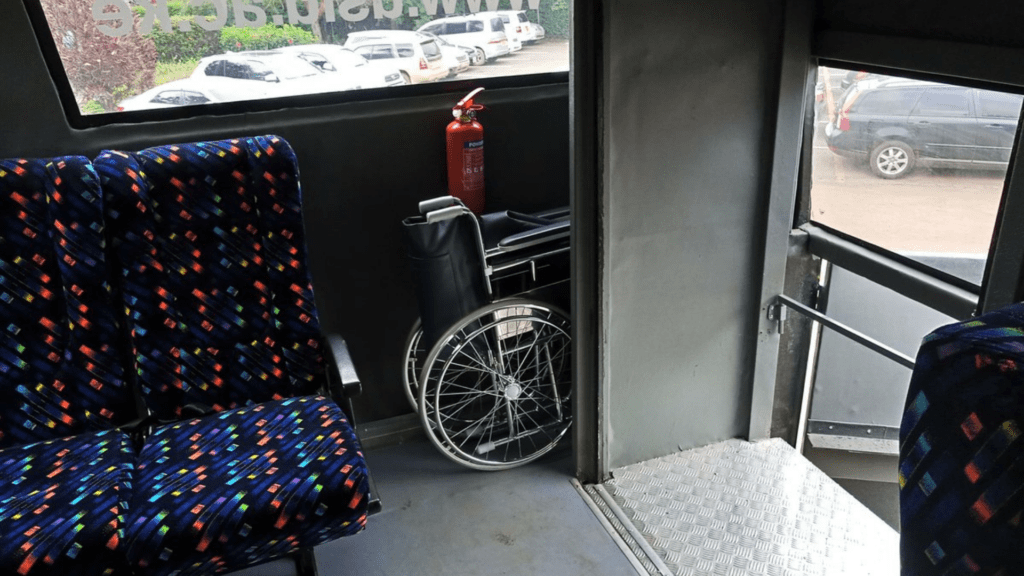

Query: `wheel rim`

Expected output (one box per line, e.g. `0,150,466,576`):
401,321,425,411
474,49,485,65
876,146,908,175
421,302,572,470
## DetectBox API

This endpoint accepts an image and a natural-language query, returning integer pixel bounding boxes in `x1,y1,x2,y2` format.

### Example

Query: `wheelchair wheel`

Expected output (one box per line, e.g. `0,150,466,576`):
418,299,572,471
401,319,426,411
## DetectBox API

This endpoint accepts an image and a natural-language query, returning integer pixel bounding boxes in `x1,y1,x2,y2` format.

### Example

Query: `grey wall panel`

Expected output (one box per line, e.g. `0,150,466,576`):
1,1,569,423
603,0,783,468
811,258,980,431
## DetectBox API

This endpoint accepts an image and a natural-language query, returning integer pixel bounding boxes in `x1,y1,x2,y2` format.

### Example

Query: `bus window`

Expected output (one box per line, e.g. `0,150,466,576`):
32,0,569,118
811,66,1021,285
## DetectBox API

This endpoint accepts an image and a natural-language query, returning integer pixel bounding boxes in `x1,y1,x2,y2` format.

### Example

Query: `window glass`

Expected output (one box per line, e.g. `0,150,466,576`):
912,88,971,117
811,67,1020,284
180,91,210,105
446,21,469,34
979,91,1024,118
420,41,440,58
851,88,923,115
361,45,393,60
35,0,570,116
152,90,181,104
204,60,225,77
396,44,415,58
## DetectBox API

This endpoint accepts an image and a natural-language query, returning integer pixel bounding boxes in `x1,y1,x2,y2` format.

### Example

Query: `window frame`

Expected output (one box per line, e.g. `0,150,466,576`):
20,0,568,129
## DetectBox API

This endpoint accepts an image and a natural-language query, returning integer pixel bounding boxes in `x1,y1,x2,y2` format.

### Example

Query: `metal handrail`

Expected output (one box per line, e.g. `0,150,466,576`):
774,294,916,369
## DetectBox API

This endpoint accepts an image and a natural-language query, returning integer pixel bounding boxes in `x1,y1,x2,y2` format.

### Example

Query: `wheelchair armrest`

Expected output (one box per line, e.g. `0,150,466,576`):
324,333,362,399
497,220,571,252
532,206,570,222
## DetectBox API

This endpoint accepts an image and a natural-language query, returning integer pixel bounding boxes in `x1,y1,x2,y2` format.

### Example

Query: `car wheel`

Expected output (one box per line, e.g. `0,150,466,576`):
400,71,411,85
869,140,915,179
472,48,486,66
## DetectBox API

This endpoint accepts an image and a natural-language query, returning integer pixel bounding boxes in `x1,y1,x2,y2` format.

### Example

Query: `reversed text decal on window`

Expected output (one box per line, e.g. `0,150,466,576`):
36,0,570,114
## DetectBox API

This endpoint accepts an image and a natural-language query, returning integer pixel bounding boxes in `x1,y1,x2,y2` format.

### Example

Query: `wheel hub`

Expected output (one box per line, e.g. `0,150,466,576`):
500,376,522,400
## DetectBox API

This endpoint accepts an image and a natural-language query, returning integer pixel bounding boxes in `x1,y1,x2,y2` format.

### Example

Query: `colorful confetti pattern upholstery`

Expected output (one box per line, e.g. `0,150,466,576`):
0,157,132,450
0,140,369,575
94,135,325,419
901,303,1024,575
0,429,134,576
94,135,369,574
126,395,368,576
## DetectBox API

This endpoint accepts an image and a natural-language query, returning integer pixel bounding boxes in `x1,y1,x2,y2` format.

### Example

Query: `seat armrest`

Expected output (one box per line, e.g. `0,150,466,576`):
325,333,362,399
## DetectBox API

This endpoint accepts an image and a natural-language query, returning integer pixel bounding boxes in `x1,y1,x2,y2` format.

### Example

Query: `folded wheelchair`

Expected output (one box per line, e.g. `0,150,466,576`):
403,196,572,471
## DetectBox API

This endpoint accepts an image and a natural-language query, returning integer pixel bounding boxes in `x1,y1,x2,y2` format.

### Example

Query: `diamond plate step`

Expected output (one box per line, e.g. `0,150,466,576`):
600,439,898,576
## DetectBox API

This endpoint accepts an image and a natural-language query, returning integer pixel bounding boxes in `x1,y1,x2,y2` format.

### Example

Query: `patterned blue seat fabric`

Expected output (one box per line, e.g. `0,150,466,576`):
126,396,367,574
96,137,324,416
0,429,134,576
95,135,368,575
901,302,1024,575
0,157,134,576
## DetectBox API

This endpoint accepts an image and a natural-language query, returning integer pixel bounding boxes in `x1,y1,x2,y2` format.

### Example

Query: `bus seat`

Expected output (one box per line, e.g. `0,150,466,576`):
900,303,1024,575
94,135,369,575
0,157,135,576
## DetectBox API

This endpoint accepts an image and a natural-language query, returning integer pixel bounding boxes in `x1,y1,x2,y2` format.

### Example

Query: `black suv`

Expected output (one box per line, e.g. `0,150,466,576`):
825,79,1022,178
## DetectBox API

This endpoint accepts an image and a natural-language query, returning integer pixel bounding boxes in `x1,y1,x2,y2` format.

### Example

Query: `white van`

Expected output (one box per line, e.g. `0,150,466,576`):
478,11,532,49
417,15,510,64
344,31,448,84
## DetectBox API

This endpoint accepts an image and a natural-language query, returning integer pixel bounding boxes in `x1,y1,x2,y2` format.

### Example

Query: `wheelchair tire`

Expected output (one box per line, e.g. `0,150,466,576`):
401,319,426,411
417,299,572,471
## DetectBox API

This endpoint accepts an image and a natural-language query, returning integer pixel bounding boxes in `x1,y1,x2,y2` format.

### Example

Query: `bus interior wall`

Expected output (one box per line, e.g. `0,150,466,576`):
1,0,569,424
7,0,1024,461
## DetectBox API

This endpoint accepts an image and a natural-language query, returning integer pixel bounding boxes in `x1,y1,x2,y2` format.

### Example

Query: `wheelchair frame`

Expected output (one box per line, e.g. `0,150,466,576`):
403,196,572,470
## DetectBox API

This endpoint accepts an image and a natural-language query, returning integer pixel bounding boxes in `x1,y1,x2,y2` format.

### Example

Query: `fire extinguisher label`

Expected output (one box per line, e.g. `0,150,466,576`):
462,139,484,191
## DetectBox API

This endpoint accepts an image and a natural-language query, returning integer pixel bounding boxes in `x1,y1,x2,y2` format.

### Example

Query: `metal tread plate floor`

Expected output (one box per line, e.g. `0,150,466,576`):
598,438,898,576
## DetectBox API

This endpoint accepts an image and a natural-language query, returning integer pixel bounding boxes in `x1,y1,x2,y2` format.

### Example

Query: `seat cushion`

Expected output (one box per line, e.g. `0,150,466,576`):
94,136,324,419
125,395,368,576
0,429,133,576
901,302,1024,575
0,157,132,450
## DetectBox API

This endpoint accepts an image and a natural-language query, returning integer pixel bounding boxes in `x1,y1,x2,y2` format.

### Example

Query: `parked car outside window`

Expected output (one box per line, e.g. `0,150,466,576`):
420,33,472,77
479,11,531,50
344,31,448,84
117,78,219,111
416,15,510,64
278,45,406,88
192,51,357,97
825,78,1024,178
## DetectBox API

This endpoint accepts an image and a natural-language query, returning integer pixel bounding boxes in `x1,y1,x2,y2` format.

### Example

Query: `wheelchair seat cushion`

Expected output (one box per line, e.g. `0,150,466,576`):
0,157,131,450
94,136,325,418
124,395,368,576
901,302,1024,575
0,428,134,576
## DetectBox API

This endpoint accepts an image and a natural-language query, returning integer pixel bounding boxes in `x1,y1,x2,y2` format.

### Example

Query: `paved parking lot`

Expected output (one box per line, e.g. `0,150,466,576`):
456,39,569,80
810,123,1005,256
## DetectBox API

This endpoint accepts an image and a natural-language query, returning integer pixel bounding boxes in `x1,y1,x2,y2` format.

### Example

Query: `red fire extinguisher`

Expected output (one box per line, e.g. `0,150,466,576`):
446,87,486,214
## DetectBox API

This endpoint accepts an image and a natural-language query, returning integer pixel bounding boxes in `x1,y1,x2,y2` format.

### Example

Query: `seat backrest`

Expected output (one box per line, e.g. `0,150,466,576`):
94,135,325,419
0,156,132,449
900,303,1024,575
